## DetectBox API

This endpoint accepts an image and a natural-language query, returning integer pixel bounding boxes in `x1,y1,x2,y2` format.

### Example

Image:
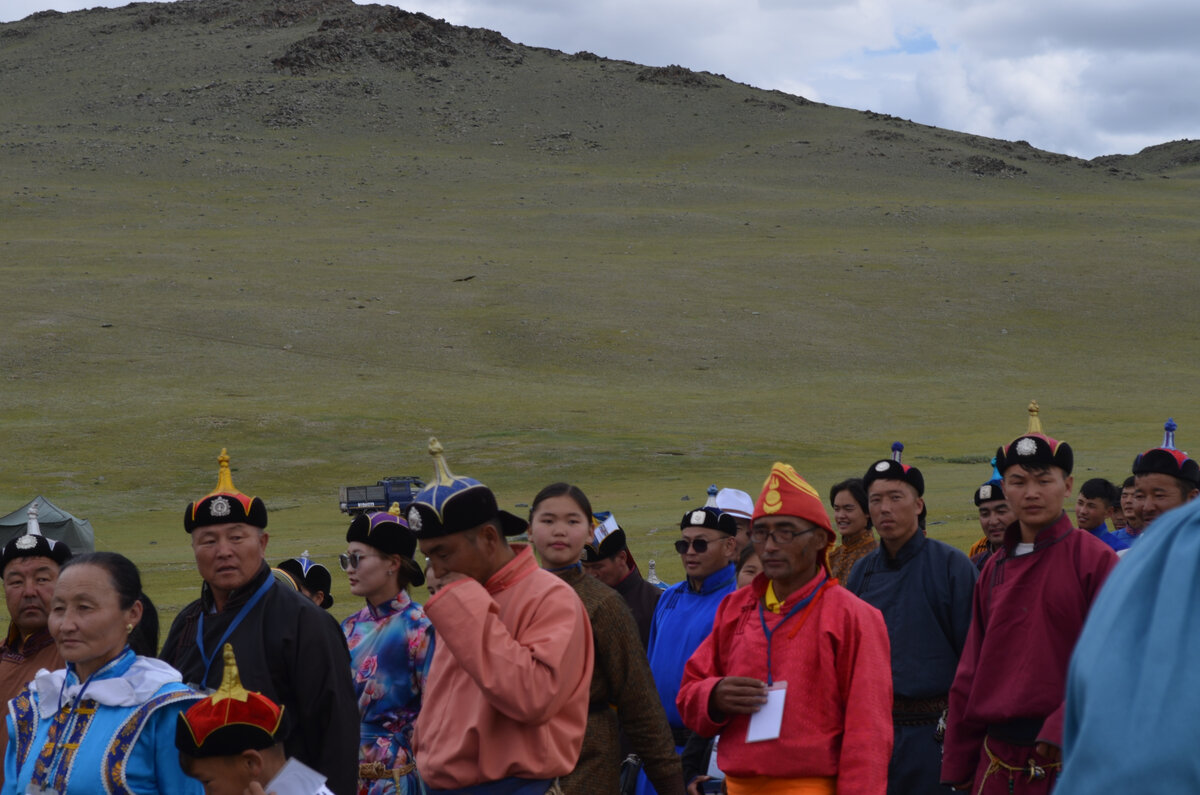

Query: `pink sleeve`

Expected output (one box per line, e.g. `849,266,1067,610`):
835,604,893,795
425,577,593,724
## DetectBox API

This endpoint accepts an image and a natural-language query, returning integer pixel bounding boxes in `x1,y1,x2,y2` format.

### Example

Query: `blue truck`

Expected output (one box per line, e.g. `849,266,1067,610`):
338,476,427,515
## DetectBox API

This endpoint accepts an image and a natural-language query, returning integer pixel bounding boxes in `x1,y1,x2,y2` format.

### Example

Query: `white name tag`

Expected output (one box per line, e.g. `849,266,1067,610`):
745,681,787,743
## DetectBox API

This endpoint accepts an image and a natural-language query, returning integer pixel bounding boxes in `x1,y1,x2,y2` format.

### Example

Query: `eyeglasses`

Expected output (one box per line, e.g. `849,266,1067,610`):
748,526,817,545
338,551,383,571
675,537,721,554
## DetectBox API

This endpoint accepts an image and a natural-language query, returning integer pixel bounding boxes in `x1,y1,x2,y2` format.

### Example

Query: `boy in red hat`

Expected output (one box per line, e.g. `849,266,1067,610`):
177,644,334,795
677,462,893,795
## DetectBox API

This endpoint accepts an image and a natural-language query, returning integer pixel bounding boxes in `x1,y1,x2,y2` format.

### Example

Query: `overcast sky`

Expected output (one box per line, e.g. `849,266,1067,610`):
5,0,1198,158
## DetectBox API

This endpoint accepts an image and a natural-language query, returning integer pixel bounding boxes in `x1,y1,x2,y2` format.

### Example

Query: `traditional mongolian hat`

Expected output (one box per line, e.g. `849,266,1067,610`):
277,550,335,608
184,449,268,533
679,506,738,536
582,512,628,562
995,400,1073,475
0,502,72,576
974,458,1006,506
1132,418,1200,487
863,442,925,496
346,503,425,587
752,462,834,540
407,438,527,539
176,644,285,758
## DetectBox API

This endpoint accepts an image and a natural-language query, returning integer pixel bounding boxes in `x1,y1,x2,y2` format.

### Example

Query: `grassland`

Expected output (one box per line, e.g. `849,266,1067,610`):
2,0,1199,627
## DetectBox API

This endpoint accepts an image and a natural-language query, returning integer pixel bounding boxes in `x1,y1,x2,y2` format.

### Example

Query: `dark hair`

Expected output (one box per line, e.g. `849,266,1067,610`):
530,483,593,521
735,543,759,576
61,551,159,657
1080,478,1118,506
829,478,872,529
1122,476,1136,490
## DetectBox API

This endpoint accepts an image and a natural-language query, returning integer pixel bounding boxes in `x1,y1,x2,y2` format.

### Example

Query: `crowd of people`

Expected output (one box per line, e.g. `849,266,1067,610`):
1,407,1198,795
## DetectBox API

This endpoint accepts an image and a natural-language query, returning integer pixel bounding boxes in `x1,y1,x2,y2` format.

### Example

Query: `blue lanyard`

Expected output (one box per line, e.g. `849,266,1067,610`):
757,574,829,686
196,575,274,686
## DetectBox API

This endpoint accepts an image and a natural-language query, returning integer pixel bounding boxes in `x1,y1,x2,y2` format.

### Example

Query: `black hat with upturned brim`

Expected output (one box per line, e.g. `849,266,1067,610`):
582,527,628,562
679,507,738,536
1133,447,1200,487
996,434,1073,476
277,557,335,608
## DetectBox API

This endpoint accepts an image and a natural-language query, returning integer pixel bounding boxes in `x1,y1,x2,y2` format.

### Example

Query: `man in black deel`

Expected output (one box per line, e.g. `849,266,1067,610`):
160,449,358,795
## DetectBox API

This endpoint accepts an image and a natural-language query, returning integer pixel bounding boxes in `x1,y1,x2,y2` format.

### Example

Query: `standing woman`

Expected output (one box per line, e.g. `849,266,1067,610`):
2,551,201,795
340,507,433,795
528,484,686,795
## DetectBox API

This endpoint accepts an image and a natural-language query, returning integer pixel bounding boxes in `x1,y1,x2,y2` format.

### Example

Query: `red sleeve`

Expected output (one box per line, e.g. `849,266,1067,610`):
834,602,893,795
941,565,990,784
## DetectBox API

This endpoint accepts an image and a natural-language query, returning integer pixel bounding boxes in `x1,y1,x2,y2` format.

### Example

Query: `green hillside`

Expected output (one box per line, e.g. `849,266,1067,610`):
3,0,1198,620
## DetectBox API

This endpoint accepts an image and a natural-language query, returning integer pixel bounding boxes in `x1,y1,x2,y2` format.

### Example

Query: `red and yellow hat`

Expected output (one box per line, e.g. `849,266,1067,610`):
184,449,268,533
753,462,835,542
175,644,285,758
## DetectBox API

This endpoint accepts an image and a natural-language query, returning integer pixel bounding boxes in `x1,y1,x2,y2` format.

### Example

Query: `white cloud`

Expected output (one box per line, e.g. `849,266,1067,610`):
2,0,1197,157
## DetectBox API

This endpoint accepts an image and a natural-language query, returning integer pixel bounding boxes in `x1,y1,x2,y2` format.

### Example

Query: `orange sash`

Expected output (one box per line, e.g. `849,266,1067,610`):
724,775,836,795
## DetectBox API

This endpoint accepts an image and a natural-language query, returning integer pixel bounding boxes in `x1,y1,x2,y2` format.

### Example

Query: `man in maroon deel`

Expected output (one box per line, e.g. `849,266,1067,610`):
941,433,1118,794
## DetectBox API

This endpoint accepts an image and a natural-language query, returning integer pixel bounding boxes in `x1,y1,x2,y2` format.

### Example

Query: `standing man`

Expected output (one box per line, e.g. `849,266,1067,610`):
581,514,661,649
409,440,593,793
160,449,359,795
1131,423,1199,529
847,450,977,794
0,506,72,783
827,478,876,583
646,506,739,758
1073,479,1129,552
677,461,893,794
971,477,1011,570
941,433,1119,794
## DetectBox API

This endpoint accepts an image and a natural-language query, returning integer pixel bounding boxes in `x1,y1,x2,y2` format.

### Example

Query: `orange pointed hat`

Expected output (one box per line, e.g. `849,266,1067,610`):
753,462,835,542
176,644,284,757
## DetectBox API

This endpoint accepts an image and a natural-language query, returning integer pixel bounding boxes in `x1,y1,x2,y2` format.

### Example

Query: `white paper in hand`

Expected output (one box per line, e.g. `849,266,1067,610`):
745,681,787,743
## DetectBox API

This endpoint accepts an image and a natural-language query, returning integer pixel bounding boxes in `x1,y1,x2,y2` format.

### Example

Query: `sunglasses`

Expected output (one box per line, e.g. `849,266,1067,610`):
675,537,721,554
338,551,383,571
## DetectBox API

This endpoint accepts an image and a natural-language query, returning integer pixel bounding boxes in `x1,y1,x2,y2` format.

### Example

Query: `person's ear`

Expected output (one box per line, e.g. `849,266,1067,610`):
242,749,265,777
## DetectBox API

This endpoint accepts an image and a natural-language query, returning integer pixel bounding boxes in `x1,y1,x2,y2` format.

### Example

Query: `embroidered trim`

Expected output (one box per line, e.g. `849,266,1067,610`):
102,690,202,795
10,690,37,768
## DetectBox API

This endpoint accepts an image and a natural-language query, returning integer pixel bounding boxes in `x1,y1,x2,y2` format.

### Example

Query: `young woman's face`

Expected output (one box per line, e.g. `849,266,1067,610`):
530,495,591,568
736,554,763,588
343,541,399,606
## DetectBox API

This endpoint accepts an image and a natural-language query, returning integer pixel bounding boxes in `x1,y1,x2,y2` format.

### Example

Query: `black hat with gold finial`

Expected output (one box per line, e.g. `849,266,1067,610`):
184,449,268,533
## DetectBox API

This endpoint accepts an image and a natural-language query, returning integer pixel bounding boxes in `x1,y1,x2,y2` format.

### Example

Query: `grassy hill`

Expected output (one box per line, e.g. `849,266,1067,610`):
3,0,1199,621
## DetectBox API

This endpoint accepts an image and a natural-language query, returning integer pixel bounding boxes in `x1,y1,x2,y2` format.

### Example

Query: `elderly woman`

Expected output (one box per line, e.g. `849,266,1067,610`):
340,508,434,795
2,551,201,795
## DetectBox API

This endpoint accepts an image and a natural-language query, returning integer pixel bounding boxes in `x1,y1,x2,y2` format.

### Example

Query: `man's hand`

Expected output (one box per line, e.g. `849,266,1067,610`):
687,775,712,795
436,570,471,587
709,676,768,718
948,779,973,792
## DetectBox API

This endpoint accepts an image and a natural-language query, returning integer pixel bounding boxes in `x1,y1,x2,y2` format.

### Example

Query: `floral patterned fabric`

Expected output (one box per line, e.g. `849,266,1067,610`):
342,592,434,795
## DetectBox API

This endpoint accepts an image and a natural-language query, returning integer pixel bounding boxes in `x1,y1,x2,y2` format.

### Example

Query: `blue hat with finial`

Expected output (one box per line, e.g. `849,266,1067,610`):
407,438,528,539
1132,418,1200,486
863,441,925,496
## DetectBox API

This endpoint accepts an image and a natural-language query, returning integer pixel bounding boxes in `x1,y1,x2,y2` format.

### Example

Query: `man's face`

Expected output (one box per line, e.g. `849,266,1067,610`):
867,480,923,549
191,523,268,596
677,526,734,581
582,551,629,588
419,527,494,585
1002,467,1072,530
1074,494,1110,531
832,490,870,539
731,517,753,556
2,556,60,635
1135,473,1197,525
1120,486,1141,529
753,516,824,586
976,500,1012,545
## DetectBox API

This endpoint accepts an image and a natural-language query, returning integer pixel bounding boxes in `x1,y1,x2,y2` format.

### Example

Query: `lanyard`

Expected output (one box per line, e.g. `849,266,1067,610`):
38,653,123,789
196,575,274,686
758,574,829,686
